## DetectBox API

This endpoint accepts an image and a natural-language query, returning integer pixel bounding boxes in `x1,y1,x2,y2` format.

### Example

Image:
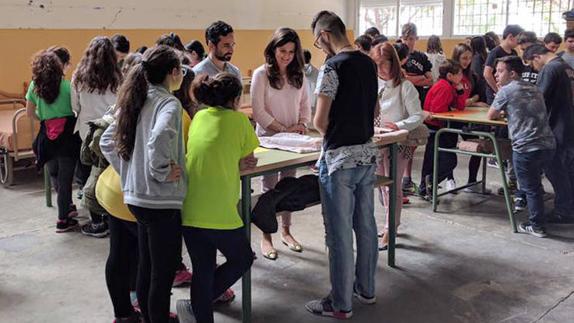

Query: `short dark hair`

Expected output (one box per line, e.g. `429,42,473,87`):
310,11,346,39
303,49,312,64
544,32,563,45
205,21,234,46
136,46,148,54
111,34,130,54
364,27,380,38
354,35,372,52
517,31,537,45
185,40,205,59
496,56,525,75
401,23,417,38
522,44,551,61
564,28,574,40
393,43,409,61
502,25,524,39
371,34,389,47
438,59,462,79
156,33,184,51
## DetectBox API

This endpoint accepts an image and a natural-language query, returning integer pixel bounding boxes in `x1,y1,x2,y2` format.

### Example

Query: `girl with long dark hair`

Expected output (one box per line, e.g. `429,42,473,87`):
250,27,311,260
72,36,122,237
26,48,81,232
100,45,186,323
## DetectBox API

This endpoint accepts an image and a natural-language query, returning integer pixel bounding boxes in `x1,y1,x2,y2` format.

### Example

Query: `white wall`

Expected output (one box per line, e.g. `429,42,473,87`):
1,0,356,29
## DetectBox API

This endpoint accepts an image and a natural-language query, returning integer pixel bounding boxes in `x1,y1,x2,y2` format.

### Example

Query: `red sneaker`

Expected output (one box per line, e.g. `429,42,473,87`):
173,267,193,287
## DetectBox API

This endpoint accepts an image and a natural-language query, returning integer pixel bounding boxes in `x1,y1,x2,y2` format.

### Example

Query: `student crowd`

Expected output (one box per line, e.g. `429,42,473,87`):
23,9,574,323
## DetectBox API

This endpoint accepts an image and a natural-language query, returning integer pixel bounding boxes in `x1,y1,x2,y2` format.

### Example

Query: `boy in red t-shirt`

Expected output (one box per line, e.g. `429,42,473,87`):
419,59,466,198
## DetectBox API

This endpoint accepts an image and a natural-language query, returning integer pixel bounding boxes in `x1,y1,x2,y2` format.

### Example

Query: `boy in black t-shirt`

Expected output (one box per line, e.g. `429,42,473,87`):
523,44,574,224
484,25,524,104
401,23,433,102
517,31,541,84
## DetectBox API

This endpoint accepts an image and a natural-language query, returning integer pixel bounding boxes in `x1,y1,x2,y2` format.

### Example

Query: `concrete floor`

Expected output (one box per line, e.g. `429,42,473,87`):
1,152,573,323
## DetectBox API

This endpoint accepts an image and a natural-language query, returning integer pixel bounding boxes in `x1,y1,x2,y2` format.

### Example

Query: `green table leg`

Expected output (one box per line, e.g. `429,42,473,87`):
490,136,517,232
481,155,487,194
44,164,52,207
240,176,252,323
387,143,397,267
432,129,441,212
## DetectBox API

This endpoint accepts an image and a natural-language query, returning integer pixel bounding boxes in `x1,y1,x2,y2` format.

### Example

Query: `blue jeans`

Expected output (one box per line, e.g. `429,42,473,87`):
513,149,554,229
318,159,378,312
544,147,574,217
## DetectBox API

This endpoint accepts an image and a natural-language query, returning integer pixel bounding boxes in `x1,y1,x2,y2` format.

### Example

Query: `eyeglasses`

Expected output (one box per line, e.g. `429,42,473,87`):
313,30,330,49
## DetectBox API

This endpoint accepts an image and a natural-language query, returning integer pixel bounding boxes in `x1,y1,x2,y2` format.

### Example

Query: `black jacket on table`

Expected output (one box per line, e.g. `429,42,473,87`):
252,175,320,233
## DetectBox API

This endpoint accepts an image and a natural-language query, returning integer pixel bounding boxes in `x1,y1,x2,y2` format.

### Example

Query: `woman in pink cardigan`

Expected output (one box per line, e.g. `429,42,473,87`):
251,27,311,260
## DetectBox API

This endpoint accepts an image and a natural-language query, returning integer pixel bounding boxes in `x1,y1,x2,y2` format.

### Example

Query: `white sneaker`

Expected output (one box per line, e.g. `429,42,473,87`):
446,179,457,194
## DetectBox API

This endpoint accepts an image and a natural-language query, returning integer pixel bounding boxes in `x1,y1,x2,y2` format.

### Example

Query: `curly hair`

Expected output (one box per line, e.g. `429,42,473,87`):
47,46,71,65
72,36,122,94
31,50,64,104
264,28,304,90
192,72,242,109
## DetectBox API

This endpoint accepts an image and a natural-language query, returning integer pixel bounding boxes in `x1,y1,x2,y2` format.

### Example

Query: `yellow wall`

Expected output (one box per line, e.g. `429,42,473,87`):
0,29,332,95
0,29,474,96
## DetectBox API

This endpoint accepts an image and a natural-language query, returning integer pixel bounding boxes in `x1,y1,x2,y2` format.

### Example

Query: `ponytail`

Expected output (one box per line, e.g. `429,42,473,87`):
114,45,180,161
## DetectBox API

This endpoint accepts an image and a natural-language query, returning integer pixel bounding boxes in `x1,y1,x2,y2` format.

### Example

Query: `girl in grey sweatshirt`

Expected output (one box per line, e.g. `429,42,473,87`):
99,45,185,323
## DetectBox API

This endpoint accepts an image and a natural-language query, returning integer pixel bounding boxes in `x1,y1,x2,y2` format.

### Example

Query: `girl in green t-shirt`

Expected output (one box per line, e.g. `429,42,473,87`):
25,47,80,233
177,73,259,323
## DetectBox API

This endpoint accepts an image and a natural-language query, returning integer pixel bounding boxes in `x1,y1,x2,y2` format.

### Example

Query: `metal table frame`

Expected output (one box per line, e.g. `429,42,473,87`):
431,113,517,233
239,142,400,323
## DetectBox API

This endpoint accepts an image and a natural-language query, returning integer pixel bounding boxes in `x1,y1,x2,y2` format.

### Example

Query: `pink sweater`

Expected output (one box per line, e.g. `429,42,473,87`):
250,65,311,136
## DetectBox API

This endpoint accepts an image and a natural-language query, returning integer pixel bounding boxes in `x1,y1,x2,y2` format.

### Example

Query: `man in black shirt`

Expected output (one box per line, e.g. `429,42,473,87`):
484,25,523,104
524,44,574,223
306,10,379,319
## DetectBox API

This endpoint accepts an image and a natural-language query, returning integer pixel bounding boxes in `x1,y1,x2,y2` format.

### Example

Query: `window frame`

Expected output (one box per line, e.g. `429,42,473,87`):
357,0,573,38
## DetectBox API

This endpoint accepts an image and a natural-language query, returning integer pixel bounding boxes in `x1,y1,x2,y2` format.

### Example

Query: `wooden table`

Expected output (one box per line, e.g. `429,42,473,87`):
238,130,408,323
430,107,516,232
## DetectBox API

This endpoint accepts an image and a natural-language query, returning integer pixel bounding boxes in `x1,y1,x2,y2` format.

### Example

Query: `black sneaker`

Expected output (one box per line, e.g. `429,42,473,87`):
518,222,547,238
498,181,517,196
514,197,526,212
56,218,79,233
81,221,109,238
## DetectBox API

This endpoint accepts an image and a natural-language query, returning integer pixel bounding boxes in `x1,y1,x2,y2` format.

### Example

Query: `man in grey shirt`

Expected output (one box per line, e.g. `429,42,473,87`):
558,29,574,69
488,56,556,238
193,20,241,80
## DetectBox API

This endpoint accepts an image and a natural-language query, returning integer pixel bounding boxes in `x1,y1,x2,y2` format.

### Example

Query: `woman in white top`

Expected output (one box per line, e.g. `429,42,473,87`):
251,28,311,260
371,42,424,250
71,36,121,237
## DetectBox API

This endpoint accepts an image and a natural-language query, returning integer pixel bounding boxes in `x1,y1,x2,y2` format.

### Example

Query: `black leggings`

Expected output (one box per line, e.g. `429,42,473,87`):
183,227,254,323
105,215,138,318
128,205,182,323
47,156,76,220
